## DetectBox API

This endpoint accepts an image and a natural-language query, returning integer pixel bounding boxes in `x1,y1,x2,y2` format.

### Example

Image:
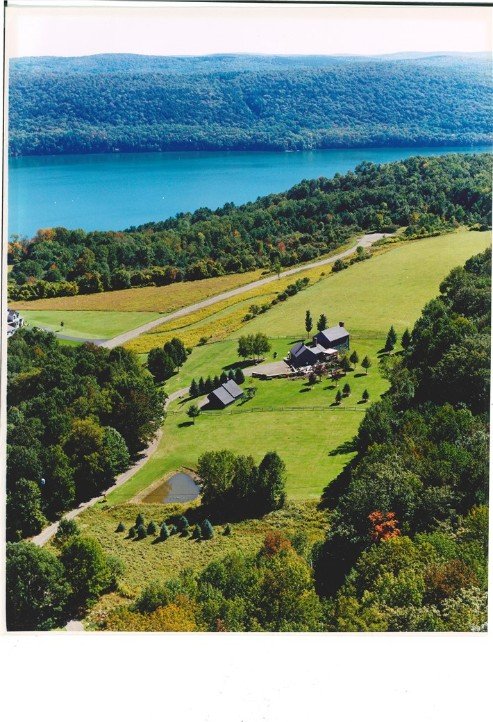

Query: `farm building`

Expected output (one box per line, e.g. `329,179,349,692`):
208,379,244,409
314,322,349,351
6,309,23,338
289,340,338,369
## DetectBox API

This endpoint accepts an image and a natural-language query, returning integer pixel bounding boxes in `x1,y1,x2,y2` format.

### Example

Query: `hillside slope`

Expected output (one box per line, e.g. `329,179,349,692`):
9,53,492,155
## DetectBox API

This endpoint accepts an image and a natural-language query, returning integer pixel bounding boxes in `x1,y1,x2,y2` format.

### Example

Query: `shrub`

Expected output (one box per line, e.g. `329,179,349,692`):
128,526,136,539
192,524,202,540
147,521,157,535
201,519,214,540
135,513,144,527
223,524,232,536
54,518,80,546
116,522,125,533
159,523,170,541
176,515,189,532
136,524,147,540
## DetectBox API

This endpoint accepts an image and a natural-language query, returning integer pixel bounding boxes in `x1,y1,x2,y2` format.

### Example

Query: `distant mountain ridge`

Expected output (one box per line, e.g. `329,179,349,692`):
9,52,493,155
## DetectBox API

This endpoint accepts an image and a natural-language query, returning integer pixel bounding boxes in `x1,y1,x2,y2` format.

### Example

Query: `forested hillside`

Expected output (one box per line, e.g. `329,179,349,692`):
8,153,492,301
9,53,492,155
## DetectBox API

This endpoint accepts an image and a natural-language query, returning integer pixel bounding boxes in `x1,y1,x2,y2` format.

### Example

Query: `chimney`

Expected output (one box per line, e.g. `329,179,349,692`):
339,321,344,327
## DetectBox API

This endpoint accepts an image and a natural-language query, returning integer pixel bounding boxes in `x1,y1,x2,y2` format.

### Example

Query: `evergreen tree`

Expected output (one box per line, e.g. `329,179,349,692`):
189,378,199,397
128,526,136,538
147,521,157,535
177,515,189,532
147,348,175,382
362,389,370,403
227,369,235,380
305,310,313,337
343,383,351,396
201,519,214,540
223,524,232,536
349,350,359,367
401,328,412,350
205,376,214,393
361,356,372,375
335,389,343,405
198,377,206,395
385,325,398,352
235,368,245,384
317,314,328,332
136,524,147,540
341,355,352,373
213,375,221,388
220,371,229,384
159,522,170,541
257,452,287,513
116,522,125,533
135,513,144,528
192,524,202,540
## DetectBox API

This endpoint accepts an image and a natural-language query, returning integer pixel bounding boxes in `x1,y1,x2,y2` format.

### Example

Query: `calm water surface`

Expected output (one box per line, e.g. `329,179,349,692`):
141,472,201,504
8,145,490,238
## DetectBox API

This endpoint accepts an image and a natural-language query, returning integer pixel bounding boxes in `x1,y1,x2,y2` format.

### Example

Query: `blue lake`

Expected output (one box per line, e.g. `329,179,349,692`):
8,145,490,238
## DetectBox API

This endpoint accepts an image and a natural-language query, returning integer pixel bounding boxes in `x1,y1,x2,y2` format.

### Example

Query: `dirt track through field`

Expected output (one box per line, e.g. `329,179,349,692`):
98,233,388,349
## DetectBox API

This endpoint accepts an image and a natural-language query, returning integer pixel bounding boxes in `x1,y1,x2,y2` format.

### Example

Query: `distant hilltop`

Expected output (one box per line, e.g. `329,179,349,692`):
9,52,493,156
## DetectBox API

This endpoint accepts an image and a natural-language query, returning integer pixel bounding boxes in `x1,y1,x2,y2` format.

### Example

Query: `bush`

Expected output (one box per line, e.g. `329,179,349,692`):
54,518,80,546
201,519,214,540
128,526,136,539
147,521,157,535
135,513,144,528
223,524,232,536
192,524,202,540
159,523,170,541
176,515,189,532
116,522,125,533
136,524,147,540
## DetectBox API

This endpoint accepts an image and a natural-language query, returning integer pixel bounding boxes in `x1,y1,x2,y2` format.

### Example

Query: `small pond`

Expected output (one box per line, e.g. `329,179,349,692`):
141,472,201,504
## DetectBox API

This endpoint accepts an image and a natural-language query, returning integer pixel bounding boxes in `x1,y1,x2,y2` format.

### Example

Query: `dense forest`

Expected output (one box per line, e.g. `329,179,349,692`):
9,53,492,156
6,329,165,541
8,153,492,301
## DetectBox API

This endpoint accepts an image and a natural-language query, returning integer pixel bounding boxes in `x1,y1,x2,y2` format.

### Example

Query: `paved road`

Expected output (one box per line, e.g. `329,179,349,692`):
99,233,388,349
30,386,189,548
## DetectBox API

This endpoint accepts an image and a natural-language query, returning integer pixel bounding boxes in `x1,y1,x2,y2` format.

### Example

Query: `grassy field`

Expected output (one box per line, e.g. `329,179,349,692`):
74,500,329,598
230,230,492,337
14,269,264,312
22,309,160,339
108,335,387,503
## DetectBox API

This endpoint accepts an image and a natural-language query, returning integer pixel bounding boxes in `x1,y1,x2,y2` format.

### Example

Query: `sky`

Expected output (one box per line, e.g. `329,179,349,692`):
5,2,492,59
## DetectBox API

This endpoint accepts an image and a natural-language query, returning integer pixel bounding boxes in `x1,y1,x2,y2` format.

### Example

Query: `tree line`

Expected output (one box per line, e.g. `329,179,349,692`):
8,154,492,301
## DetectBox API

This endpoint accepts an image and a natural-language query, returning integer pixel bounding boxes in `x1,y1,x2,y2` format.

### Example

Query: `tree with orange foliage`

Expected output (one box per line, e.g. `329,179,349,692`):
368,510,401,542
261,530,292,557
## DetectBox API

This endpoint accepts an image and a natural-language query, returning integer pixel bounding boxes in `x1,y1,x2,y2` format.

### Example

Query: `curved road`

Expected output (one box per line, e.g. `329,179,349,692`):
99,233,388,349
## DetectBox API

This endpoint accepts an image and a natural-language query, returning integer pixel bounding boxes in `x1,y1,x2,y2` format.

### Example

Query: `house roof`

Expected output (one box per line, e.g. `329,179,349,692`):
290,341,310,358
222,379,244,399
209,386,235,406
312,344,330,355
317,325,349,343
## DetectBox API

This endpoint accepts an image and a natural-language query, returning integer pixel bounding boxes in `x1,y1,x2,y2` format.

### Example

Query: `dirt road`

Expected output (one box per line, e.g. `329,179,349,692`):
99,233,388,349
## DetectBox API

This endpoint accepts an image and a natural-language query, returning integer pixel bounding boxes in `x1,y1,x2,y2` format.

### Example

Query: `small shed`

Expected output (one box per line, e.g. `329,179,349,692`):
207,379,244,409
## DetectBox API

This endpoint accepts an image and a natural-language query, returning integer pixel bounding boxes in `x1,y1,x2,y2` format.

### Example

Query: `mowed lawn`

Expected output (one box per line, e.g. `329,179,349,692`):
231,230,492,337
22,309,161,340
108,336,387,503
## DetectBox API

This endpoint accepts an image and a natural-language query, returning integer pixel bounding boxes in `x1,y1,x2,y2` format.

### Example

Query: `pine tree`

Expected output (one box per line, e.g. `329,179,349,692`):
187,404,200,423
384,325,397,352
189,378,199,397
361,356,372,375
198,377,206,395
201,519,214,540
205,376,214,393
343,382,351,396
220,371,228,384
227,369,235,380
135,513,144,528
136,524,147,540
235,368,245,384
401,328,412,350
349,350,359,367
305,310,313,337
213,375,221,389
341,355,352,373
335,389,343,405
362,388,370,403
147,521,157,535
192,524,202,540
223,524,232,536
116,522,125,533
159,522,170,541
177,515,189,532
128,526,136,538
317,313,328,333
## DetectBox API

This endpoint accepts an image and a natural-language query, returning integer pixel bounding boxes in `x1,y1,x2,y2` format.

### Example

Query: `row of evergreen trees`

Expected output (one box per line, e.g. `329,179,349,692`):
189,368,245,397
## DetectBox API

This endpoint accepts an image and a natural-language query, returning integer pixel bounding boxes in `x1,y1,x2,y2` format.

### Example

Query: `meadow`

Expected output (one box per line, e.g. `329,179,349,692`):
21,309,160,340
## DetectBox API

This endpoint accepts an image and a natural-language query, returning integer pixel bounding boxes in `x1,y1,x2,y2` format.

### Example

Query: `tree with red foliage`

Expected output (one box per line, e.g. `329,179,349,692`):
368,510,401,542
261,530,292,557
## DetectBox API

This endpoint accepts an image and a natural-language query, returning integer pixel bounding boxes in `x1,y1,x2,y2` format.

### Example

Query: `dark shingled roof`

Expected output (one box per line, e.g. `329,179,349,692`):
222,379,244,399
317,325,349,343
209,386,236,407
290,341,308,358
